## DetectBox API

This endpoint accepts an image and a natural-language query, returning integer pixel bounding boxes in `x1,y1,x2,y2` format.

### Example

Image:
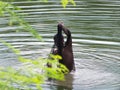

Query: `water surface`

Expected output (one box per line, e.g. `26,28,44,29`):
0,0,120,90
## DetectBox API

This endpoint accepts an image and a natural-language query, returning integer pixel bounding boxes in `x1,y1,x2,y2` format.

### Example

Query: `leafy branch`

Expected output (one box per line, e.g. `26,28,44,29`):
0,0,72,90
61,0,76,8
0,1,42,41
0,40,68,90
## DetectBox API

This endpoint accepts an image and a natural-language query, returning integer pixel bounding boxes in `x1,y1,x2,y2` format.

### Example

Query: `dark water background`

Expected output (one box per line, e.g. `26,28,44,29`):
0,0,120,90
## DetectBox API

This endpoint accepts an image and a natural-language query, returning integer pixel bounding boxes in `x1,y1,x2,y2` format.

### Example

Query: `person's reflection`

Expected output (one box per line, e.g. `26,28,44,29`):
50,73,74,90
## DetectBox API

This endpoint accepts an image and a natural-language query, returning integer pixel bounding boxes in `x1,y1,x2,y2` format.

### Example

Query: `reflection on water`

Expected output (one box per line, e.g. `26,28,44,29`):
43,74,74,90
0,0,120,90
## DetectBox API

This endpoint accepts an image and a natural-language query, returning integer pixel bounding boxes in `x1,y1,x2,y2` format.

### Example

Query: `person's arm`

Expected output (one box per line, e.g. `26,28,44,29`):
62,26,72,46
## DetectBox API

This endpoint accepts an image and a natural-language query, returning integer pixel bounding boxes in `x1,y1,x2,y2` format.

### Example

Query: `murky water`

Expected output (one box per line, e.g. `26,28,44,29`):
0,0,120,90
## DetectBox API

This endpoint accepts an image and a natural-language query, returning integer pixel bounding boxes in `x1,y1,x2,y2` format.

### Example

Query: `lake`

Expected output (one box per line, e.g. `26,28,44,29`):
0,0,120,90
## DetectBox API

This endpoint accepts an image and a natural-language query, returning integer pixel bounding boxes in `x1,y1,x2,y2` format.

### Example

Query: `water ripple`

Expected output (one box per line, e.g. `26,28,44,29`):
0,0,120,90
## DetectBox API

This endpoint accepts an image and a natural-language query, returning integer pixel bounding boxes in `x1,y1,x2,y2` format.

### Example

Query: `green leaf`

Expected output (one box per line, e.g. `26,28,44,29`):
43,0,48,2
0,39,20,55
61,0,68,8
70,0,76,6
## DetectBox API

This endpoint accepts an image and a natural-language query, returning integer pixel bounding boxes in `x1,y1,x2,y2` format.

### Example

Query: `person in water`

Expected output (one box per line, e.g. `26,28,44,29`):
51,23,75,72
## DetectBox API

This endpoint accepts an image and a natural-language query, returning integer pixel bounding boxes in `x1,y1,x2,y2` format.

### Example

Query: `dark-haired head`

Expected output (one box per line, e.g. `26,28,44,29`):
57,23,63,32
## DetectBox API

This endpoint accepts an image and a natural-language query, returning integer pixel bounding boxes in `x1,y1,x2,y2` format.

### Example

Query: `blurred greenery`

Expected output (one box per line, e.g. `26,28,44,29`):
61,0,76,8
0,0,71,90
0,1,42,41
0,55,68,90
0,39,68,90
0,0,76,8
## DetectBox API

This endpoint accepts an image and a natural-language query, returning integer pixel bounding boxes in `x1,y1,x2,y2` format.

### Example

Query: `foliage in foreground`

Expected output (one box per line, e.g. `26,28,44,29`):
0,0,72,90
1,0,76,8
0,39,68,90
0,1,42,40
0,55,68,90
